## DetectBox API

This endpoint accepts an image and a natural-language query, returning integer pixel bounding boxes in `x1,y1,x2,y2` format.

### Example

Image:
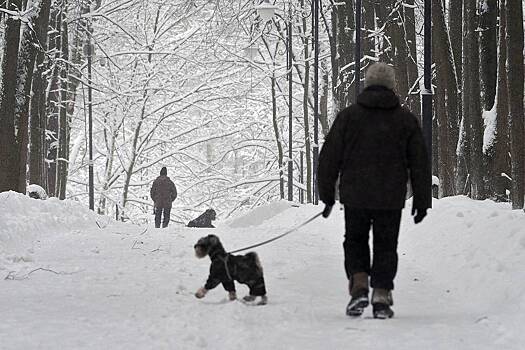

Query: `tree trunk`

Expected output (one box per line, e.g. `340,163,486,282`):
56,10,69,199
301,0,312,203
449,0,464,194
404,0,420,121
0,0,23,193
28,0,52,188
391,10,409,106
479,0,498,111
363,0,375,61
490,0,511,201
463,0,485,200
46,7,62,197
506,0,525,209
272,73,284,200
448,0,463,82
332,0,356,110
319,58,330,137
432,0,455,197
16,0,50,192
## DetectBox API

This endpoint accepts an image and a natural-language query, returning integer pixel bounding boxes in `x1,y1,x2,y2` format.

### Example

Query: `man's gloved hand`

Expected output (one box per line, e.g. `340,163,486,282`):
322,200,334,218
411,207,427,224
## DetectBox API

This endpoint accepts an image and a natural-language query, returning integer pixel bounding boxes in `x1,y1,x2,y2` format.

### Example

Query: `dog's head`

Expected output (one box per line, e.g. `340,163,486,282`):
194,234,223,258
205,209,216,221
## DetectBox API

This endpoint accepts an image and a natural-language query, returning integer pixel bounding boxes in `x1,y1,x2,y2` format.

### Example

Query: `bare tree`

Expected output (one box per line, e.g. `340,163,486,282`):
0,0,24,192
462,0,485,199
28,0,53,187
432,0,457,196
506,0,525,209
479,0,498,111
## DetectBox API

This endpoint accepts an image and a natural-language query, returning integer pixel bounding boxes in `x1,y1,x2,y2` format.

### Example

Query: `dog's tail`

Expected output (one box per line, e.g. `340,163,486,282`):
246,252,263,274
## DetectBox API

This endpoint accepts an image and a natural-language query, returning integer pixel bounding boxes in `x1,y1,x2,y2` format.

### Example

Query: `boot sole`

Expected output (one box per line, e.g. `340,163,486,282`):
373,311,394,319
346,299,369,317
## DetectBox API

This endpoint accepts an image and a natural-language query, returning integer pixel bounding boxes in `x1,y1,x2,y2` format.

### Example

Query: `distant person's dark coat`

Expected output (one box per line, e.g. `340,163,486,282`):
150,175,177,209
318,85,431,210
187,209,216,228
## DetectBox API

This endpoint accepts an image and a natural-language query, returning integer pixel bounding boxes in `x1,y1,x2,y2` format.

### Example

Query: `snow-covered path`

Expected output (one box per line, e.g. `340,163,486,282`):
1,193,524,349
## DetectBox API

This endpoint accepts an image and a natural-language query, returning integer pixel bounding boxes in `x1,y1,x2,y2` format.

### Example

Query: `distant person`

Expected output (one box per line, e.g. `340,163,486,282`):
317,62,431,319
187,209,216,228
150,167,177,228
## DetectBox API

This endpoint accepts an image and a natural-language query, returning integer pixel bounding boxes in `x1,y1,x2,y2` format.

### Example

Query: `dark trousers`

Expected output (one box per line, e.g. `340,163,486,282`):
343,207,402,290
155,207,171,228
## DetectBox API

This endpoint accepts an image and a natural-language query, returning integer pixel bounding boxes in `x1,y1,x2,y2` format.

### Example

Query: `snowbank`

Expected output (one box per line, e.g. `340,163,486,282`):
225,200,295,228
0,191,113,272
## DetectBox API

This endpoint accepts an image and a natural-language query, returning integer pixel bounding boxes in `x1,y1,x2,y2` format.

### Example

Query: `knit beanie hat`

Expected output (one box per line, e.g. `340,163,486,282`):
364,62,396,90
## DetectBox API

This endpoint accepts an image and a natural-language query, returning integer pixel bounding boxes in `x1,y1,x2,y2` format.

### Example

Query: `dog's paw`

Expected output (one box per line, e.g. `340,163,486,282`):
228,291,237,301
241,295,268,306
195,287,207,299
257,295,268,305
242,295,256,302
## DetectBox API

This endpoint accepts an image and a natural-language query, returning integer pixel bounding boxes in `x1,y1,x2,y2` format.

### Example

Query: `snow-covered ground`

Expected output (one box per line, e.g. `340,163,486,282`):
1,191,524,349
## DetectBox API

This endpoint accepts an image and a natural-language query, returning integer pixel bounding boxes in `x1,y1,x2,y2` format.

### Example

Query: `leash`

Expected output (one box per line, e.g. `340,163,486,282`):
227,211,323,254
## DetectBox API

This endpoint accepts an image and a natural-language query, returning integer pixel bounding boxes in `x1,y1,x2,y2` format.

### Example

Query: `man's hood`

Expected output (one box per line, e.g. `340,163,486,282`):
357,85,400,109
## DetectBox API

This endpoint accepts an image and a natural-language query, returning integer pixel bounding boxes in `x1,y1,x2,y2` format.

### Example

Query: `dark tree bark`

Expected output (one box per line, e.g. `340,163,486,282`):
479,0,498,111
28,0,53,187
363,0,375,60
300,0,312,203
319,58,330,137
46,7,62,197
0,0,23,193
374,0,395,64
448,0,463,82
272,73,284,200
16,0,53,192
432,0,456,196
506,0,525,209
463,0,485,199
391,8,409,105
55,9,69,199
331,0,356,110
489,0,511,201
404,0,420,122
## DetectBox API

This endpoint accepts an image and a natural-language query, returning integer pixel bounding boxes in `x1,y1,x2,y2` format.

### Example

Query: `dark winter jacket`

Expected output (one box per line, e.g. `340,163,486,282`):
318,86,431,210
150,175,177,209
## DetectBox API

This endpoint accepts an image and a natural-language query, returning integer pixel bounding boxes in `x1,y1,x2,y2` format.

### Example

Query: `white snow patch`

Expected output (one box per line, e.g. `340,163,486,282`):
483,105,497,154
26,184,48,199
225,200,294,228
0,194,524,349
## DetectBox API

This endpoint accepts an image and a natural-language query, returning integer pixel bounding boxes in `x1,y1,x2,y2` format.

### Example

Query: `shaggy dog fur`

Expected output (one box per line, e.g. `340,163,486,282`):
194,234,267,305
187,209,217,228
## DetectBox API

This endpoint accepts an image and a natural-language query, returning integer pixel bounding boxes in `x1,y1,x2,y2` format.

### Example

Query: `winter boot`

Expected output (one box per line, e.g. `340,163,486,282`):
346,272,369,317
372,288,394,319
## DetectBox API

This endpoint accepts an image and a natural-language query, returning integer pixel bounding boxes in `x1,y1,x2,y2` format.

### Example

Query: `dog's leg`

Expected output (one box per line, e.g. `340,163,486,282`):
257,295,268,305
242,295,256,302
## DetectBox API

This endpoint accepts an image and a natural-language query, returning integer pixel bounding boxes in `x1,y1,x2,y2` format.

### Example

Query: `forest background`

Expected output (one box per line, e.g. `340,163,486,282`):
0,0,524,224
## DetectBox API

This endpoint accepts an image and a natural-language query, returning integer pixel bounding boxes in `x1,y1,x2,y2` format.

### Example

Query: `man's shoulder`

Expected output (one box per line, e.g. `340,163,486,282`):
397,106,419,126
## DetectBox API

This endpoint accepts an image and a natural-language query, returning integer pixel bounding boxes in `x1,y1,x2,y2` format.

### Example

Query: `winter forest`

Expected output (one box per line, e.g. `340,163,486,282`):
0,0,524,222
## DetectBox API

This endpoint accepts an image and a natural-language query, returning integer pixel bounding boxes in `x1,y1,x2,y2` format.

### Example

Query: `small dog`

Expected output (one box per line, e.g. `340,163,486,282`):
194,234,267,305
187,209,216,228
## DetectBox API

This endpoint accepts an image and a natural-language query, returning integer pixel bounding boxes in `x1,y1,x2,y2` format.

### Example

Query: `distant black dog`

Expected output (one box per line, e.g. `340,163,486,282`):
187,209,216,228
194,234,267,305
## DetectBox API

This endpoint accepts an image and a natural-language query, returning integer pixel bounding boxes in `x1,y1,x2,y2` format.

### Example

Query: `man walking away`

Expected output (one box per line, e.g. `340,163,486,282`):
150,167,177,228
317,62,431,319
